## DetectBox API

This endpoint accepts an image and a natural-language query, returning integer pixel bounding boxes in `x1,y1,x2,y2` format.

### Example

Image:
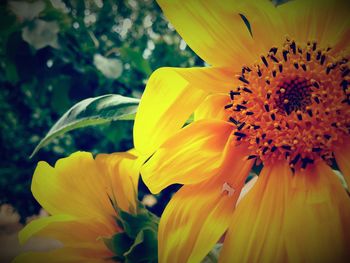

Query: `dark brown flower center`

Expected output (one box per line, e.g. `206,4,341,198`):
225,39,350,171
275,77,312,115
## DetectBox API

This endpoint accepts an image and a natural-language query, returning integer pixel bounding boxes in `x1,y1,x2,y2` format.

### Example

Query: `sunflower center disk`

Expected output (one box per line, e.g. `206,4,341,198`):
226,39,350,171
275,78,312,115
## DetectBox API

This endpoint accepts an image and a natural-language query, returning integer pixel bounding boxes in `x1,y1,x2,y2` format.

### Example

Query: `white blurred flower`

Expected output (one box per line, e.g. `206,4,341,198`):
93,54,123,79
50,0,69,13
9,1,45,21
22,19,60,50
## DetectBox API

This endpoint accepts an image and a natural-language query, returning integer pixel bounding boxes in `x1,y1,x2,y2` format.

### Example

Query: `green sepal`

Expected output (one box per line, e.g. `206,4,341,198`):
105,203,159,262
103,232,134,261
116,204,158,239
123,228,158,263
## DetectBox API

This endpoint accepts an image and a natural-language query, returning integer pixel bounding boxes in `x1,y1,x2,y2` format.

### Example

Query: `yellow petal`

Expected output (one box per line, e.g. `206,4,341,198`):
158,144,253,263
275,0,350,50
19,215,73,245
13,247,113,263
157,0,290,67
334,140,350,189
141,120,234,194
96,152,139,213
331,29,350,56
133,67,235,156
158,0,349,67
19,216,115,252
32,152,135,221
284,161,350,262
194,93,231,121
220,160,350,263
220,161,292,263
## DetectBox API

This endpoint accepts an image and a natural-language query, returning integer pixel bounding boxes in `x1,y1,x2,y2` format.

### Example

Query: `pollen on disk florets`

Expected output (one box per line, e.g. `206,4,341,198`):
225,38,350,171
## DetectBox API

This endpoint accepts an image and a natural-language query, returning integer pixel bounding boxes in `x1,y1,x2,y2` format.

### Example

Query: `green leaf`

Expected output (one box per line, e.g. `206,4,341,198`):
30,94,139,157
105,205,159,263
116,205,159,239
124,228,158,263
104,228,158,263
104,232,134,261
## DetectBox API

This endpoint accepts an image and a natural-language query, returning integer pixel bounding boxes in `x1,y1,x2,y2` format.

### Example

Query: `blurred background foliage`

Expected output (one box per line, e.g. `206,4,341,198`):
0,0,203,221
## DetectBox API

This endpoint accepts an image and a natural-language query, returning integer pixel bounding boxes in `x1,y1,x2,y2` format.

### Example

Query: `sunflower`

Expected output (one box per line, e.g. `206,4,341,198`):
134,0,350,262
14,151,140,263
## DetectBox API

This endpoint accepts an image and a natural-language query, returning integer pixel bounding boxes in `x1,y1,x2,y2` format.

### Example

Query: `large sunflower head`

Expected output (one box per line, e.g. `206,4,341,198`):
224,37,349,171
14,152,158,263
133,0,350,262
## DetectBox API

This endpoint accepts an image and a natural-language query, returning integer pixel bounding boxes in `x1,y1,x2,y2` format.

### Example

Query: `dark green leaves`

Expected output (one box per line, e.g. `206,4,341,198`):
123,228,158,263
116,205,158,239
30,94,139,157
105,205,159,263
104,232,134,261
